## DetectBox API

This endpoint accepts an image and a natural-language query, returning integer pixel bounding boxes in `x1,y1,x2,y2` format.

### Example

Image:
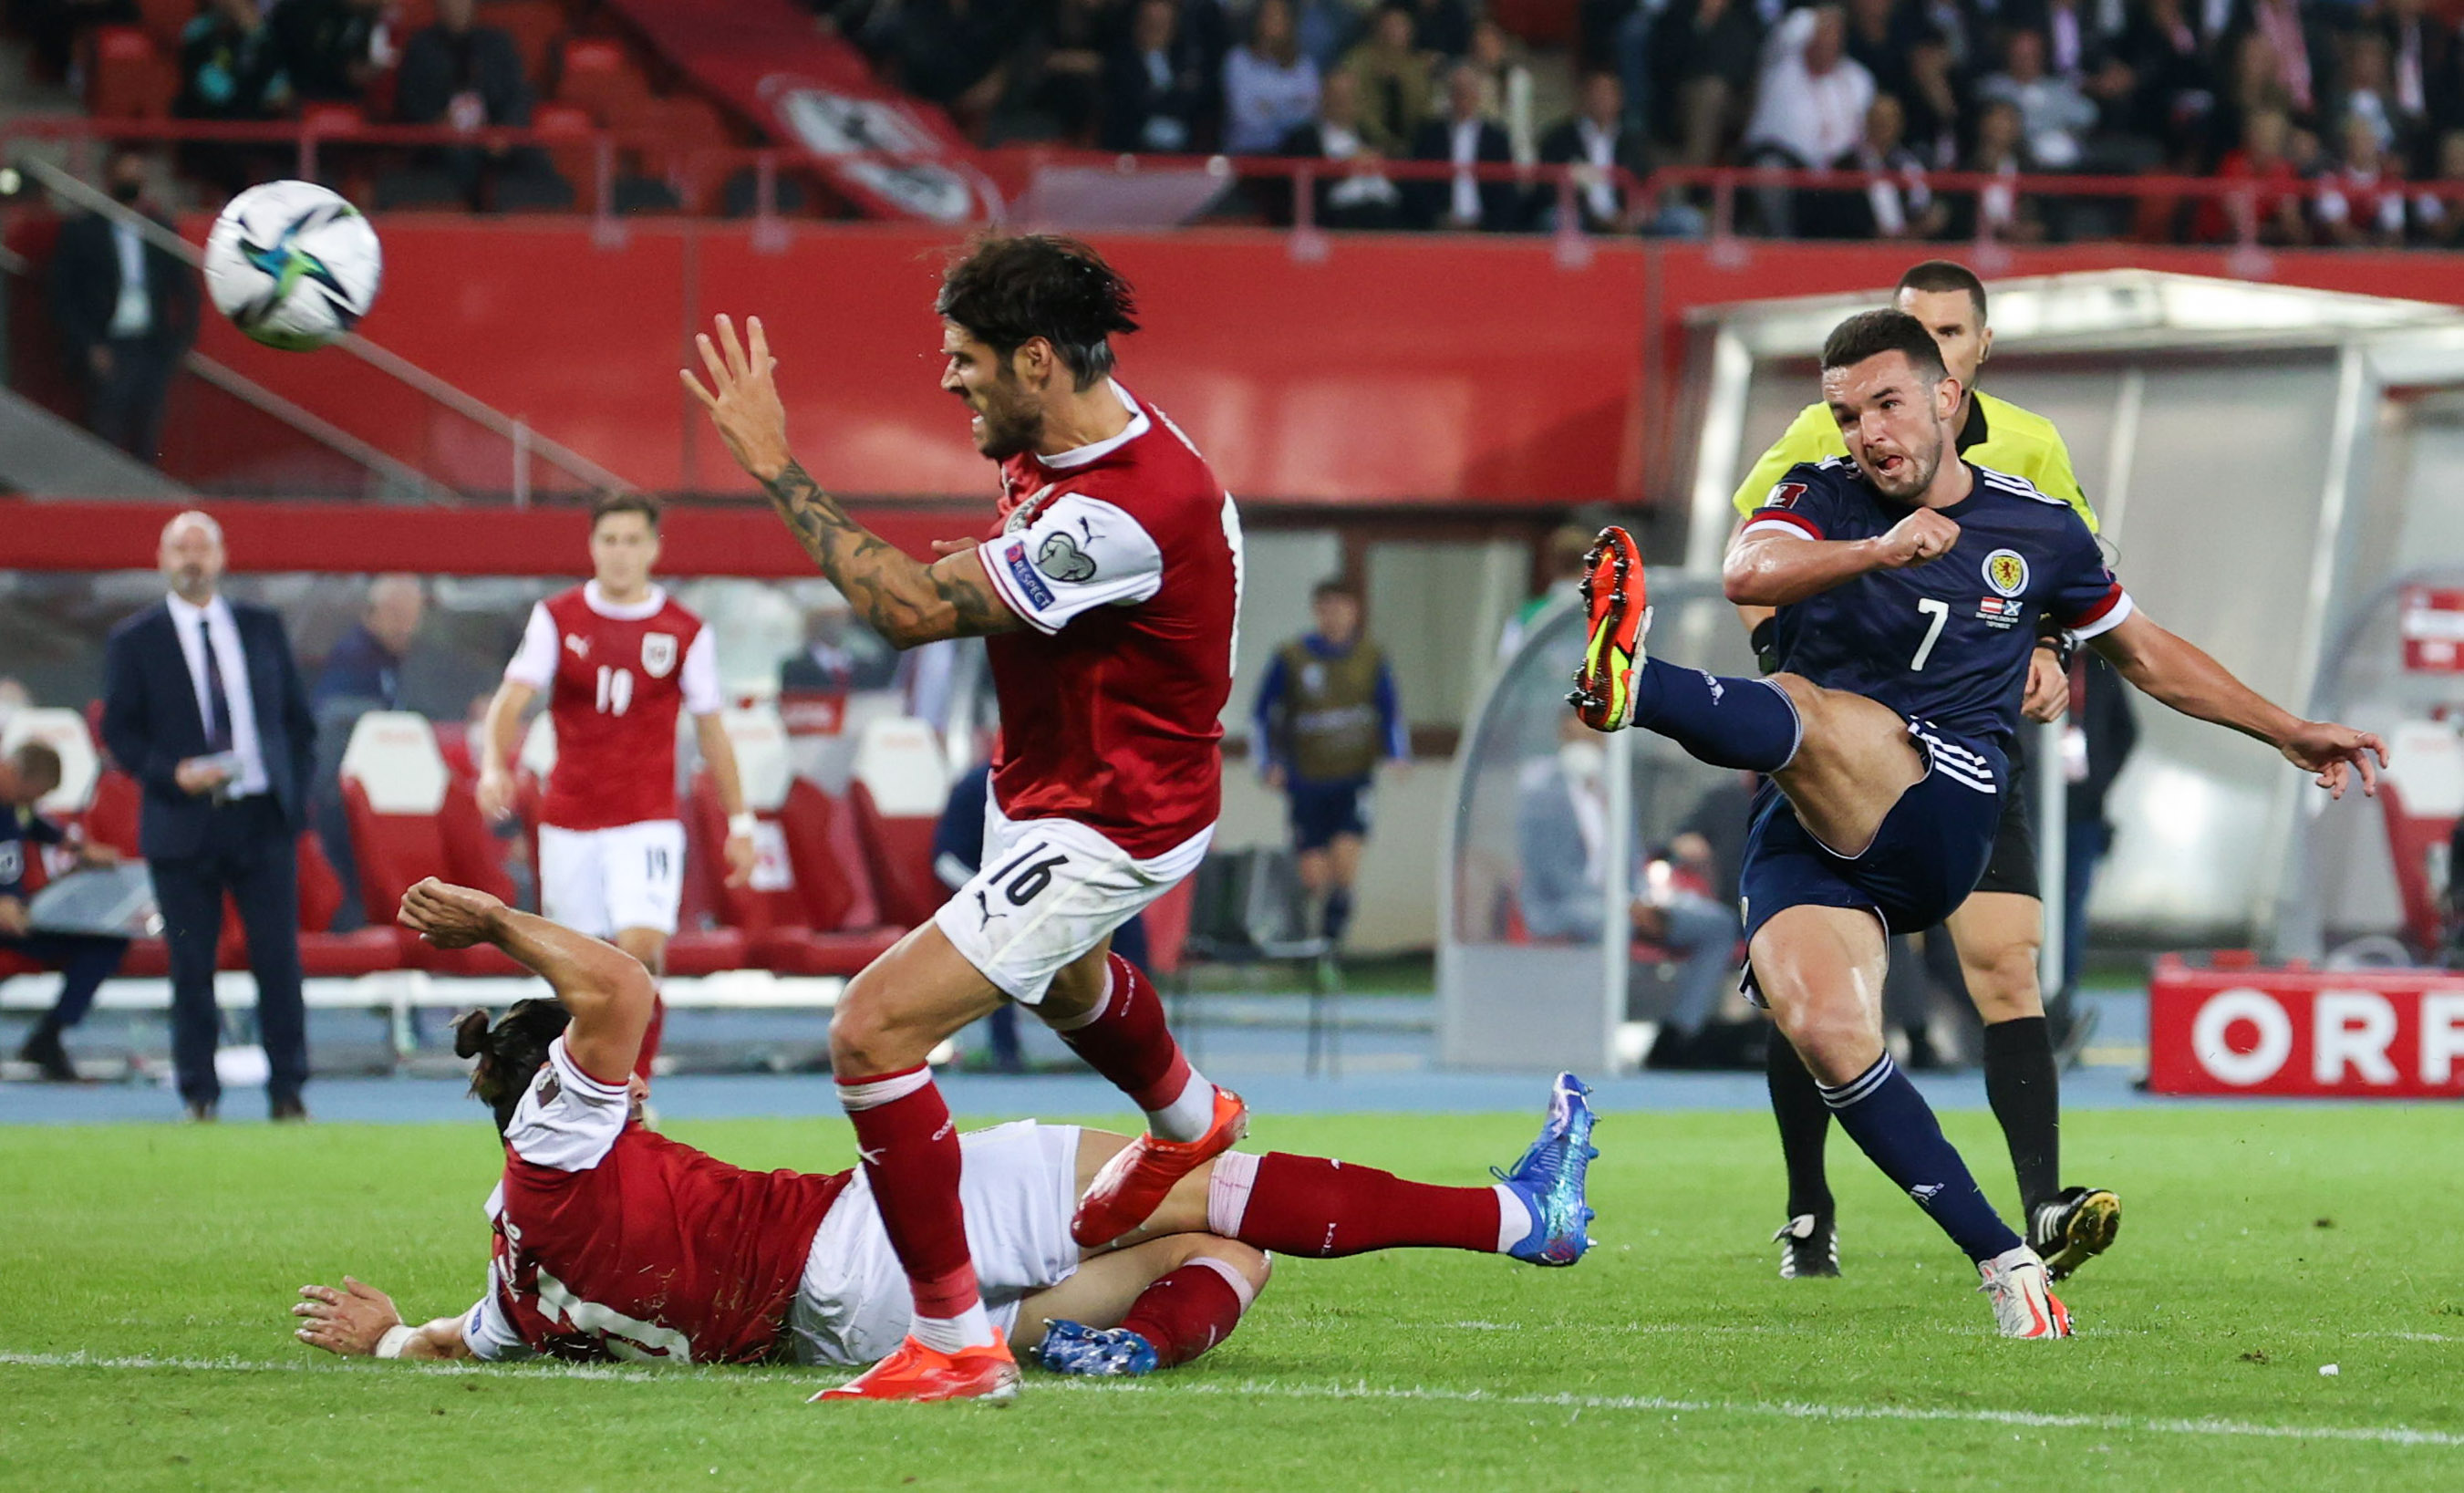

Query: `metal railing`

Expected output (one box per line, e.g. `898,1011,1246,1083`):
15,151,633,503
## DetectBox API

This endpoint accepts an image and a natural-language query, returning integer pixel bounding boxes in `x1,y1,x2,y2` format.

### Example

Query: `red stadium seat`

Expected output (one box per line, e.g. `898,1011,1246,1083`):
556,36,654,128
485,0,568,85
845,718,950,930
85,26,176,119
686,770,899,976
78,769,142,857
340,712,523,974
636,95,734,215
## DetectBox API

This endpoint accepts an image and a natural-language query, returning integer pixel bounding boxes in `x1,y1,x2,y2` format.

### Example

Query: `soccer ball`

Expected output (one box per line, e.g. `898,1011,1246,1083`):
202,181,382,351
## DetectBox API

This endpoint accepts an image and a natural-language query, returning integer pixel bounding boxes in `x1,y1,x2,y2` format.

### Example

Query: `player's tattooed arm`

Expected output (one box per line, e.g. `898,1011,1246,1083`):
759,461,1021,646
685,313,1021,647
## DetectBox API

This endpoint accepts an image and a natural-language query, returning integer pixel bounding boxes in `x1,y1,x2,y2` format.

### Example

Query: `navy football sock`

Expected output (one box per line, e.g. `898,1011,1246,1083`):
1819,1052,2022,1262
1629,658,1800,772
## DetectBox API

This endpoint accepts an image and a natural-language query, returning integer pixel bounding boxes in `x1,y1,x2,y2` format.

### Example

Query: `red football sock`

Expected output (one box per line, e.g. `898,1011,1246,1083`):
632,994,666,1084
837,1067,982,1327
1120,1258,1253,1368
1212,1152,1506,1259
1050,953,1213,1137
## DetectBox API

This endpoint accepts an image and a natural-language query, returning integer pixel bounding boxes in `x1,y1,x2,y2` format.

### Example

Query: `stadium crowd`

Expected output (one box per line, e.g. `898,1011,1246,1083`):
825,0,2464,243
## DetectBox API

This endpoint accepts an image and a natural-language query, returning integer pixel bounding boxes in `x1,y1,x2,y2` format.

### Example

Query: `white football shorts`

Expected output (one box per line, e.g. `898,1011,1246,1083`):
536,820,686,939
788,1121,1084,1367
932,800,1210,1006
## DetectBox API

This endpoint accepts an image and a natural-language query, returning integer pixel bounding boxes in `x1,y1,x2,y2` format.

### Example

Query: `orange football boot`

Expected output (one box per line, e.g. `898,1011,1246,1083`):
810,1336,1021,1404
1070,1085,1249,1248
1568,524,1650,732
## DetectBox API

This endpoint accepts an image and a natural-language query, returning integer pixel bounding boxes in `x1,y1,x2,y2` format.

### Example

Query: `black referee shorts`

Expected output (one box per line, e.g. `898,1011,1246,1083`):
1971,742,2040,901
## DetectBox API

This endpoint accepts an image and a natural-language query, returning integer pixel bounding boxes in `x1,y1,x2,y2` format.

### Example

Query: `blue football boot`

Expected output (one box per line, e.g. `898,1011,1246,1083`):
1493,1072,1600,1266
1036,1320,1161,1377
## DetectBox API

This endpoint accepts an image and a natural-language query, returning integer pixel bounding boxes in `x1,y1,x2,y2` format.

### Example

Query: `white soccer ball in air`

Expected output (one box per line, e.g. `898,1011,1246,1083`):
202,180,382,351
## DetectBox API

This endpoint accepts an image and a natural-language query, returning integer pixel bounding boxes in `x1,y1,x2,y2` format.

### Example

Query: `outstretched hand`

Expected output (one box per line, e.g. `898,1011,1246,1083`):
680,314,792,483
2280,721,2388,800
398,877,506,949
293,1277,400,1356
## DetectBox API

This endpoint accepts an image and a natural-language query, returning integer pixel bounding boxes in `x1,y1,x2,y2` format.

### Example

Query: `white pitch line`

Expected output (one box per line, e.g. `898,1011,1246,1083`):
5,1350,2461,1448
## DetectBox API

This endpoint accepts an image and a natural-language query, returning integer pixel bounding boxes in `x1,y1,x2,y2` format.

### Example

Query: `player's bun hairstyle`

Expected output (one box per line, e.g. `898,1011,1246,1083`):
935,234,1140,390
1821,308,1947,386
589,492,661,532
1895,259,1988,322
453,999,573,1135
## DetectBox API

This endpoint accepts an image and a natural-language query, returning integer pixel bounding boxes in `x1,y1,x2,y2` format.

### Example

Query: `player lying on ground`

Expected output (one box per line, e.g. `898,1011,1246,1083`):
289,880,1597,1394
680,236,1253,1402
1571,308,2382,1338
1730,260,2117,1284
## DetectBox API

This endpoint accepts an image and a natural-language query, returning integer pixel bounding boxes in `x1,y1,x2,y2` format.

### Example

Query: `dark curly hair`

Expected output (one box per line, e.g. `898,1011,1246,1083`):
1820,308,1947,385
935,234,1140,390
452,1000,572,1135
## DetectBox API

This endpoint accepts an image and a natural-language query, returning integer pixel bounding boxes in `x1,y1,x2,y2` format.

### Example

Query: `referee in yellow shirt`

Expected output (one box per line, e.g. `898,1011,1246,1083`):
1733,261,2120,1285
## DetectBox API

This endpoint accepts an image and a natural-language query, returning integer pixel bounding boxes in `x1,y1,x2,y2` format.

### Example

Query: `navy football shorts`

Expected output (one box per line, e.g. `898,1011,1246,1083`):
1287,776,1372,852
1738,719,2007,951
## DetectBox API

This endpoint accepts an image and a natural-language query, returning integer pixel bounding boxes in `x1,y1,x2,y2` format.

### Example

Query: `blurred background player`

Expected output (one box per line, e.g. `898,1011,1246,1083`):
1730,259,2117,1281
4,741,129,1083
1252,575,1408,949
290,877,1595,1392
473,494,757,1083
684,237,1246,1403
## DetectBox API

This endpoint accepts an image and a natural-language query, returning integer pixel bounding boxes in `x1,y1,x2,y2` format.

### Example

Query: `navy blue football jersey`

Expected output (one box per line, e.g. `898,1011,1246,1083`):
1744,458,2130,749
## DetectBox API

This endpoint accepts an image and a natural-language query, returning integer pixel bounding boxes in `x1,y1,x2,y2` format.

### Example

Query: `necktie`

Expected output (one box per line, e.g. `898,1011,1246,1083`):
197,614,233,752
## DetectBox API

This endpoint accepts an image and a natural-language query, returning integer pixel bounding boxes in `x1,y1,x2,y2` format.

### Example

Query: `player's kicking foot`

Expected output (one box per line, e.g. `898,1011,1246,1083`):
1977,1245,2073,1339
1072,1086,1250,1248
1493,1072,1599,1266
811,1336,1021,1404
2029,1186,2121,1282
1036,1321,1160,1377
1774,1213,1840,1279
1568,525,1650,732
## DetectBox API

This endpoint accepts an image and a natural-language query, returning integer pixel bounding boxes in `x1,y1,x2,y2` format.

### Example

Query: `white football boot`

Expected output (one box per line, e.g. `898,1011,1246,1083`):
1977,1245,2074,1339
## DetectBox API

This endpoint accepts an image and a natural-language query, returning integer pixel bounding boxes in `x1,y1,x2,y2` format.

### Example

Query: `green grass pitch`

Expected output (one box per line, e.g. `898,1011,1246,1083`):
5,1104,2462,1491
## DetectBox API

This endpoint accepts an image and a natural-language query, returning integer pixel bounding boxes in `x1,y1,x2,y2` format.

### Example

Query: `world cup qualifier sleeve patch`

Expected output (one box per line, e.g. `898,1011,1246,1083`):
977,492,1166,635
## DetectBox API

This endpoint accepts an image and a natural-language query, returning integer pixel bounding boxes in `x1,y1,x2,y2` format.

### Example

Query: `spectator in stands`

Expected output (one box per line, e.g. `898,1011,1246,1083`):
47,147,197,466
992,0,1110,144
2116,0,2218,167
272,0,392,104
309,573,424,932
2376,0,2455,173
5,741,130,1084
1842,0,1914,105
13,0,137,84
2412,129,2464,246
884,0,1015,131
1467,18,1536,165
1536,71,1634,233
1279,69,1407,229
2314,111,2410,247
1102,0,1215,152
177,0,292,121
2224,0,2326,131
1897,28,1965,169
1252,577,1406,949
1640,0,1763,216
1223,0,1321,154
1409,0,1472,59
1739,4,1873,236
1341,4,1434,156
1980,28,2099,171
1951,98,2048,242
2199,104,2307,243
779,592,900,693
2332,31,2410,166
1848,92,1951,239
2038,0,2128,86
101,511,317,1123
396,0,535,205
1408,60,1515,231
313,575,425,712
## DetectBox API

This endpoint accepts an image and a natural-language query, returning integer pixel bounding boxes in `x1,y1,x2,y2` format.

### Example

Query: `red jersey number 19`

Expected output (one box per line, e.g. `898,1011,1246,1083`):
596,666,635,715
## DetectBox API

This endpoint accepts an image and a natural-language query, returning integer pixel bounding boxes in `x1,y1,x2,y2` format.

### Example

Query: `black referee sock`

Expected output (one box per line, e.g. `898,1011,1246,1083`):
1765,1032,1835,1220
1983,1015,2060,1216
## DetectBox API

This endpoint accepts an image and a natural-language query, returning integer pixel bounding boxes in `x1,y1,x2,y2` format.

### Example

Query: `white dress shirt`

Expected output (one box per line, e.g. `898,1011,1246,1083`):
166,592,270,797
108,220,151,339
1450,116,1486,224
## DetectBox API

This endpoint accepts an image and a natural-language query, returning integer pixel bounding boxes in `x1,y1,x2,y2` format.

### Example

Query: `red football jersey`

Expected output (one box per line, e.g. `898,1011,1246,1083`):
503,583,723,831
976,385,1243,860
462,1039,850,1365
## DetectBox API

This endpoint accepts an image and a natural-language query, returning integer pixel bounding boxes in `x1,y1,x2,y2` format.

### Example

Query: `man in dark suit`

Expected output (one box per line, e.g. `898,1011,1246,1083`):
101,511,317,1122
47,147,198,464
1535,70,1634,233
1409,61,1516,230
1277,71,1408,230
